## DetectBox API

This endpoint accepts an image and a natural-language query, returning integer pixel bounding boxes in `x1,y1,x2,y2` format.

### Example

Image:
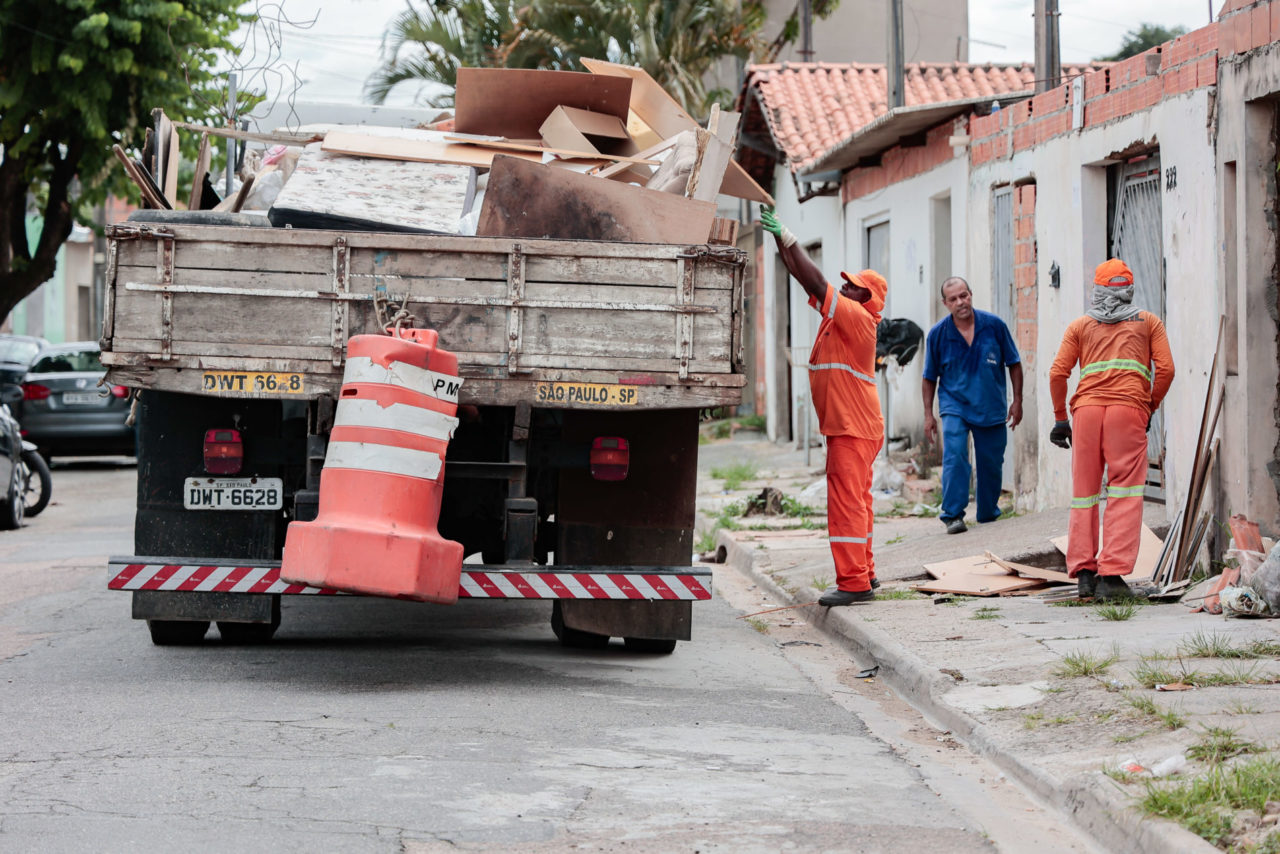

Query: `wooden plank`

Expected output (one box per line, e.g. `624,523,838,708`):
444,134,658,165
323,129,544,169
477,155,715,245
188,133,211,211
174,121,323,146
112,145,169,209
984,552,1072,583
454,68,632,139
162,114,180,207
579,58,774,205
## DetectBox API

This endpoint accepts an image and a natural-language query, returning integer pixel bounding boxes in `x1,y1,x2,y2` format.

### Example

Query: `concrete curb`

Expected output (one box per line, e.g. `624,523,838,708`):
719,530,1218,854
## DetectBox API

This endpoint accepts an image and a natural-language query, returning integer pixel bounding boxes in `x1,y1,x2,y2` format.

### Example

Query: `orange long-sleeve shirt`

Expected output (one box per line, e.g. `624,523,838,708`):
1049,311,1174,421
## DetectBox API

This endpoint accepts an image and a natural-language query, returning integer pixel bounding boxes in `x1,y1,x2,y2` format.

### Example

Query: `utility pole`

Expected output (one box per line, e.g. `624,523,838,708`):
1034,0,1061,93
888,0,905,109
800,0,813,61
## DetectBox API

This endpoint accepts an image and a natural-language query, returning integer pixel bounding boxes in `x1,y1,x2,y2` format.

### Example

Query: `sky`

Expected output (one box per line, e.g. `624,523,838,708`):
233,0,1223,112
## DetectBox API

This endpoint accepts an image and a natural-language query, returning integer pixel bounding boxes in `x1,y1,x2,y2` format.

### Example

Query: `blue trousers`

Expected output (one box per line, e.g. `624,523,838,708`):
940,415,1007,523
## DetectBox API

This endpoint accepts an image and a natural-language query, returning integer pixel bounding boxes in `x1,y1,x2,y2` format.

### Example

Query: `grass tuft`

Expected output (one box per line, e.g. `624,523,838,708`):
971,606,1001,621
1096,601,1138,621
1054,647,1120,678
1185,726,1263,765
877,589,925,601
709,462,758,491
1140,758,1280,847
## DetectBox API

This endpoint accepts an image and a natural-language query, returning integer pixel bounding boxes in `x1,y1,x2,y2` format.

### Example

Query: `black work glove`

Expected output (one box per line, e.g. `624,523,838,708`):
1050,420,1072,449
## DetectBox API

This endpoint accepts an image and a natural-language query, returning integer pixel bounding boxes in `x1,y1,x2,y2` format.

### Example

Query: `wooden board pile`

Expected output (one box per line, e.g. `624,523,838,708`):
114,63,772,245
1150,320,1225,596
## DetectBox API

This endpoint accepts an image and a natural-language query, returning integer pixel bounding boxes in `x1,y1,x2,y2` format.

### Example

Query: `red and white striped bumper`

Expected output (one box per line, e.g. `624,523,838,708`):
108,558,713,601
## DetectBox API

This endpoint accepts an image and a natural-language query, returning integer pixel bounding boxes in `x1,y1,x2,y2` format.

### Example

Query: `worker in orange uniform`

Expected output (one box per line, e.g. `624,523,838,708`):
762,208,887,606
1048,259,1174,600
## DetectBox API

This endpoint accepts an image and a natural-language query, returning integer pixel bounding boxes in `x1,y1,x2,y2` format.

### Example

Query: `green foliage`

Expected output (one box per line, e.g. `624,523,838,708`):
1097,23,1188,61
1185,726,1262,765
1095,601,1137,621
367,0,805,114
0,0,246,322
1140,758,1280,847
1054,647,1119,678
710,462,757,490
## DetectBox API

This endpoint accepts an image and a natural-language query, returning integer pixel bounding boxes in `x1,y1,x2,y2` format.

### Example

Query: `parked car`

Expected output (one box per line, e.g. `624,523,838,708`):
0,334,50,386
20,342,135,460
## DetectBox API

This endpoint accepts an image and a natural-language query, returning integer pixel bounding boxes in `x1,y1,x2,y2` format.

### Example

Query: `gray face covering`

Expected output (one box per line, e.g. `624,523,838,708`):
1086,284,1141,324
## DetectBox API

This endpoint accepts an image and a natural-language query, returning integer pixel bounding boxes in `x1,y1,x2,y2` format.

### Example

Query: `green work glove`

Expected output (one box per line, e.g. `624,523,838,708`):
1049,420,1072,449
760,207,783,237
760,207,796,247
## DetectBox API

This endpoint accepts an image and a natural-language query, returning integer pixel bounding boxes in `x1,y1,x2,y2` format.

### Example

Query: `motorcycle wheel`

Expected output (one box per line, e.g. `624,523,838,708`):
19,450,51,517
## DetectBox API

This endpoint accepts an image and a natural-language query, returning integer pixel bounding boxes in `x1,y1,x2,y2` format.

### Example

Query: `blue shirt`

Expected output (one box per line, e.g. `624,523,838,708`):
922,309,1021,427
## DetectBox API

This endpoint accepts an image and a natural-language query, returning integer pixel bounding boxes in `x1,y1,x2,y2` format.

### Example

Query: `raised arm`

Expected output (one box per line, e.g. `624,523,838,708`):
761,208,827,304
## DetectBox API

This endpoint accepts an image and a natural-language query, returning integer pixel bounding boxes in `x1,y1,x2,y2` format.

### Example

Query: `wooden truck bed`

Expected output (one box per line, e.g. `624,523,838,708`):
101,222,746,409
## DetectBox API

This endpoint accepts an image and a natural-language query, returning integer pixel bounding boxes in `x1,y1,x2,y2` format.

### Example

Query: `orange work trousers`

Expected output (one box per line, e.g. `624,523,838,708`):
1067,405,1148,578
826,434,883,592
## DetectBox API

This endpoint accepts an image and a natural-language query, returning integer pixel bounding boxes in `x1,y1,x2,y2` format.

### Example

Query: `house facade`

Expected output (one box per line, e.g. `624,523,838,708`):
735,1,1280,537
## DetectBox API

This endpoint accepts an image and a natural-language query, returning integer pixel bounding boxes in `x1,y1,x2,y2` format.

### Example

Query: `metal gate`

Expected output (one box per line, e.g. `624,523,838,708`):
992,187,1015,330
1110,158,1165,464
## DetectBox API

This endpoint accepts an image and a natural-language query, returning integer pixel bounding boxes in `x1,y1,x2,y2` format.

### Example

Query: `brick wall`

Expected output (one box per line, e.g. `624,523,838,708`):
963,19,1224,170
1012,184,1038,362
841,120,964,204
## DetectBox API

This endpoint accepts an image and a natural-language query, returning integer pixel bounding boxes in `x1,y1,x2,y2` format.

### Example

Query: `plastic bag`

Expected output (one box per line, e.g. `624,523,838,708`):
1250,541,1280,613
1227,548,1266,586
1220,585,1270,617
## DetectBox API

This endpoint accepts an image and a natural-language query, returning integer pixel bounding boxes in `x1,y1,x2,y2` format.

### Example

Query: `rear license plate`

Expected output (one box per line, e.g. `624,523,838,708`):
62,392,101,405
201,371,305,395
183,477,284,510
534,382,639,406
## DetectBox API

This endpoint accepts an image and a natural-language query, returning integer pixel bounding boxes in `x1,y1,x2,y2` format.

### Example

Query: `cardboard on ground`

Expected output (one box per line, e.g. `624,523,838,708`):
580,58,773,205
455,68,633,140
1050,524,1163,581
912,553,1050,596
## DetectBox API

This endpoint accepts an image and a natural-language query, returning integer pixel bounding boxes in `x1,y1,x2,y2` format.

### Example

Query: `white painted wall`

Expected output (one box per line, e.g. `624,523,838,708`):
966,89,1219,520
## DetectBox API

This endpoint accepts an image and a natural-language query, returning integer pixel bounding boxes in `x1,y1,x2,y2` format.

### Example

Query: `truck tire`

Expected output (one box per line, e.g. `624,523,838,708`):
550,601,609,650
623,637,678,655
147,620,210,645
217,619,279,644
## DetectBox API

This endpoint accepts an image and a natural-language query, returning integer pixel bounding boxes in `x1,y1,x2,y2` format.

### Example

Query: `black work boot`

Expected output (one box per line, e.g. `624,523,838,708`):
1094,574,1137,601
944,517,967,535
871,577,881,589
819,588,875,607
1076,569,1098,599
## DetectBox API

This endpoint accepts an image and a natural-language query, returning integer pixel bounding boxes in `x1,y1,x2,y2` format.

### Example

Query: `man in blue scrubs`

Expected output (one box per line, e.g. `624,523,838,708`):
922,277,1023,534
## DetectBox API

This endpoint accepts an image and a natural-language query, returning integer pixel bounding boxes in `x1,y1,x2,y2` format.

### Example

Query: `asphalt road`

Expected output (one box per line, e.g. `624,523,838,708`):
0,461,1095,853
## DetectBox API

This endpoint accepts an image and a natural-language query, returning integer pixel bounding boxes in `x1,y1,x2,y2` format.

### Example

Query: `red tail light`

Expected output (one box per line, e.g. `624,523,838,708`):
110,385,129,398
590,436,629,481
22,383,50,401
203,428,244,475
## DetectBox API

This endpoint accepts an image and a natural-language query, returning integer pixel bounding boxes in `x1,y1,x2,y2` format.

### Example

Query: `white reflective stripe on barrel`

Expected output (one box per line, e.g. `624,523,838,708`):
342,356,463,404
333,398,459,441
324,441,443,480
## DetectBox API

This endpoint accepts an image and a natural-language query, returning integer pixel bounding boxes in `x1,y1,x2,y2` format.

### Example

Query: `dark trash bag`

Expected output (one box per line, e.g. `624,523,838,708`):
876,318,924,370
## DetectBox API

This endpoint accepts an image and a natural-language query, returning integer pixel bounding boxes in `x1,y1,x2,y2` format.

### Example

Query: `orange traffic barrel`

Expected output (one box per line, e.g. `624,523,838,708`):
281,328,465,603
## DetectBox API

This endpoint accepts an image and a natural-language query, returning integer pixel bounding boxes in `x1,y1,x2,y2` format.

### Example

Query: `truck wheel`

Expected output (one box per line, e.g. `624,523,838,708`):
623,637,678,655
217,621,279,644
551,601,609,649
147,620,210,645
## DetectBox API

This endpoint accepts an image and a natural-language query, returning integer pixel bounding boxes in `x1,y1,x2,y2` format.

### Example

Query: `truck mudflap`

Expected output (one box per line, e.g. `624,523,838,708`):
107,557,713,601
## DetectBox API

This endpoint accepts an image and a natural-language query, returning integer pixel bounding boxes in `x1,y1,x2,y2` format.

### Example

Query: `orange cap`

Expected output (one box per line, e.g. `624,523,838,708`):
1094,258,1133,287
843,269,887,315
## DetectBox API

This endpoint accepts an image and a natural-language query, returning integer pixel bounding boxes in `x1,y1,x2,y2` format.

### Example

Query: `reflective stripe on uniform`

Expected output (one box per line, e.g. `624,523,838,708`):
809,362,876,385
1071,493,1101,509
1105,484,1147,499
827,294,838,318
830,535,869,544
1080,358,1152,382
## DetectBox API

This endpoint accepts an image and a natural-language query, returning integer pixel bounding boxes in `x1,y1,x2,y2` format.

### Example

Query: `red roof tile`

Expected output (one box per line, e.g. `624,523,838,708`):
738,61,1106,178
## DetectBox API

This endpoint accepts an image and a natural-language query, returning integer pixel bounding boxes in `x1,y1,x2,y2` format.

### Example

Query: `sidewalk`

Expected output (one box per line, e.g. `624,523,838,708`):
699,434,1280,854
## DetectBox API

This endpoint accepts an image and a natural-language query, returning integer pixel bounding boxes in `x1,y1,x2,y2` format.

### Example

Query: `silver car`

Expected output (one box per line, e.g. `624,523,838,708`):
20,343,135,460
